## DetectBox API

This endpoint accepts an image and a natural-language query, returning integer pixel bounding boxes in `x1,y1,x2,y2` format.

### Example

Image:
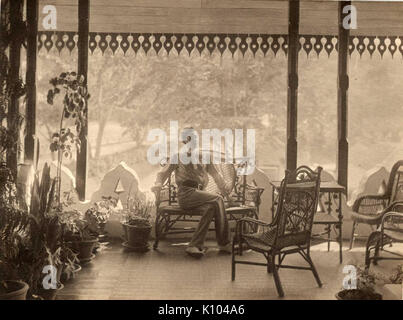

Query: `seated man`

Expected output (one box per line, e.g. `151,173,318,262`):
152,132,234,258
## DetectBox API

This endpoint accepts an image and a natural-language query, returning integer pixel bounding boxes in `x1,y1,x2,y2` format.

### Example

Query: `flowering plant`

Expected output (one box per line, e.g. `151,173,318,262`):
85,196,119,233
86,196,118,223
122,196,154,227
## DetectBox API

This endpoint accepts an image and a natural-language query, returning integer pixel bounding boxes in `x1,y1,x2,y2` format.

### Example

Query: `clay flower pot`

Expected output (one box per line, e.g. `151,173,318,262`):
0,281,29,300
122,222,152,252
71,237,99,265
38,282,64,300
335,289,382,300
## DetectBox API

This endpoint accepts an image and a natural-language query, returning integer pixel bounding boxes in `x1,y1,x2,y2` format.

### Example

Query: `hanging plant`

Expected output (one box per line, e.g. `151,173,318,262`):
47,72,90,207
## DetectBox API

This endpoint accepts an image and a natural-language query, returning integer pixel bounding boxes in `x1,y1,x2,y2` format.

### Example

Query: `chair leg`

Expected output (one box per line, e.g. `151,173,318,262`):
373,239,381,265
267,261,272,273
338,224,343,264
153,214,161,250
349,221,357,250
327,224,331,252
153,239,159,250
270,254,284,297
365,231,381,269
365,241,371,270
231,239,236,281
306,253,322,288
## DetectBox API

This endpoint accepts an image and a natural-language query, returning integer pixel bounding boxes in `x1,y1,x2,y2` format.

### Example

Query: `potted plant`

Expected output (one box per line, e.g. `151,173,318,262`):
59,244,81,283
336,264,383,300
389,264,403,284
28,164,65,300
0,40,28,300
73,225,98,265
0,280,29,300
85,196,118,253
121,196,154,252
59,210,98,265
0,207,30,300
0,163,65,300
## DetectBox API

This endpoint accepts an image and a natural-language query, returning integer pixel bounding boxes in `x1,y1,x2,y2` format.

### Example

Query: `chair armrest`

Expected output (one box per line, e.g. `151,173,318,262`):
235,216,272,238
381,211,403,229
370,200,403,220
151,186,170,208
379,211,403,246
244,184,264,206
238,216,270,227
385,200,403,213
352,194,389,214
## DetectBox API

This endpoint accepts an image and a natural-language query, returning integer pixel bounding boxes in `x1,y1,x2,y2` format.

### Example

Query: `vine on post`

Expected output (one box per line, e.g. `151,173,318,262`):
47,72,90,207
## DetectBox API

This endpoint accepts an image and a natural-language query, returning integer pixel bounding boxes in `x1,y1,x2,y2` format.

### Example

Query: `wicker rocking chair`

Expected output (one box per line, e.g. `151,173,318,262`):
365,201,403,269
350,160,403,249
231,166,322,297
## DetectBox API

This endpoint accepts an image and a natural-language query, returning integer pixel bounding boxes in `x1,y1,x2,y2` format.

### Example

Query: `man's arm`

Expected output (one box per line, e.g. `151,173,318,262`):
152,163,177,190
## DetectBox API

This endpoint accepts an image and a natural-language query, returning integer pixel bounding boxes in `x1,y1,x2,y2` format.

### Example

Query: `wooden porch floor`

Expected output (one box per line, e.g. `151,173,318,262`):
56,240,402,300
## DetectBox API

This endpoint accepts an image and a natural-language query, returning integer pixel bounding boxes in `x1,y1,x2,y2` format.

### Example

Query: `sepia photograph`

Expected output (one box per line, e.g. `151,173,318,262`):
0,0,402,308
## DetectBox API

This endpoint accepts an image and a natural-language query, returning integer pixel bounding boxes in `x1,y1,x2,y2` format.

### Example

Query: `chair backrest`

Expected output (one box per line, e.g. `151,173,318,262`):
274,166,322,245
205,163,237,195
387,160,403,204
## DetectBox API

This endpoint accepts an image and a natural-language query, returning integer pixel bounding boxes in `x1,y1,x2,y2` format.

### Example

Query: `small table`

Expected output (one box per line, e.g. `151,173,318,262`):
270,180,345,263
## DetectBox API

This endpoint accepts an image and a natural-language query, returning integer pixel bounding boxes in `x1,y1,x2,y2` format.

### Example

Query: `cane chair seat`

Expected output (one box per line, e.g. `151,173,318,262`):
350,210,383,225
383,229,403,241
313,211,340,223
243,229,309,251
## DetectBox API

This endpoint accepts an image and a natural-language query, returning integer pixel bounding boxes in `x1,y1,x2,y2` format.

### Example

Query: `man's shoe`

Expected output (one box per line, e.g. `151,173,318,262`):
218,242,232,254
185,246,205,258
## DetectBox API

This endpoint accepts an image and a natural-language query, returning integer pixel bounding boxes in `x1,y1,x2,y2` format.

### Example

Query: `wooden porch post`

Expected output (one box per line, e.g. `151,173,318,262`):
286,0,299,172
7,0,23,179
76,0,89,200
25,0,39,165
337,1,350,192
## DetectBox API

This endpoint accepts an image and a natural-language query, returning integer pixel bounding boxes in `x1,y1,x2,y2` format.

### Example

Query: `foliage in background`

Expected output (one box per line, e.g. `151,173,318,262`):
36,46,403,195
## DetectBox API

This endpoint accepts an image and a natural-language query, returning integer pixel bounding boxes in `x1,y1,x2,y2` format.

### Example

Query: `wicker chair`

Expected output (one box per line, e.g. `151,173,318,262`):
231,166,322,297
365,201,403,269
350,160,403,249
